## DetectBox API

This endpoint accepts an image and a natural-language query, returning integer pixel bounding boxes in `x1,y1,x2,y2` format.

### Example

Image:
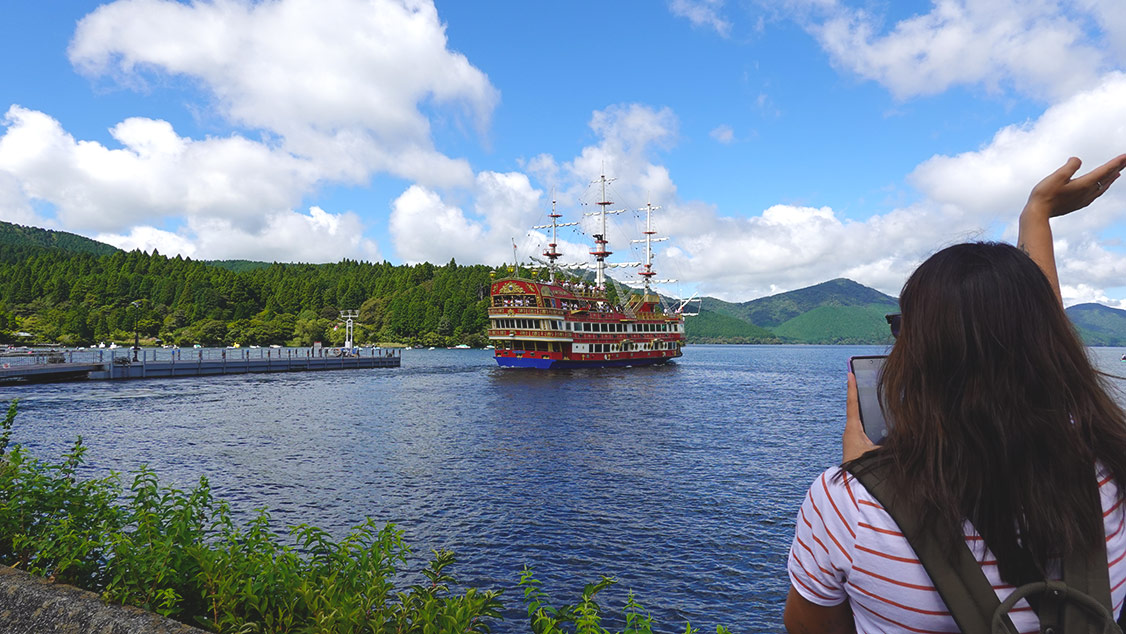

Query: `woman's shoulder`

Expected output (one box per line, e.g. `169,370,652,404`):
803,465,891,522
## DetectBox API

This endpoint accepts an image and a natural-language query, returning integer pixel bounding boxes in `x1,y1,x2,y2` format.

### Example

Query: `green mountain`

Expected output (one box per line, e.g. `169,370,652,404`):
0,220,120,258
772,304,897,345
1066,303,1126,346
741,278,898,328
684,308,780,343
689,279,899,345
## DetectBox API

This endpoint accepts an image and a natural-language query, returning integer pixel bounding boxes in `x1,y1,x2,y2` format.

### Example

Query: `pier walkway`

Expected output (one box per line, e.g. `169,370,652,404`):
0,346,401,384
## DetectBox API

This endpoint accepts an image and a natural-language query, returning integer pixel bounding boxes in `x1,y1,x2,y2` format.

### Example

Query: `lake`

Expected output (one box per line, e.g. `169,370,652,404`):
6,345,1126,633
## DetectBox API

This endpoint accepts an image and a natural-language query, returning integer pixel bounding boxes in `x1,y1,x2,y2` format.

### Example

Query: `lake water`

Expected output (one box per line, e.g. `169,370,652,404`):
6,345,1126,633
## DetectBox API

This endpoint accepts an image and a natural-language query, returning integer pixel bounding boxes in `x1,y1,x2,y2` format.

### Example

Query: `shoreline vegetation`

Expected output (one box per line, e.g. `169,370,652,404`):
0,399,730,633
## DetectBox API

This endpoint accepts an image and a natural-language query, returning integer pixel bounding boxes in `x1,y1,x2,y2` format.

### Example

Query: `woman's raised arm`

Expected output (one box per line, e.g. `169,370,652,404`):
1017,154,1126,305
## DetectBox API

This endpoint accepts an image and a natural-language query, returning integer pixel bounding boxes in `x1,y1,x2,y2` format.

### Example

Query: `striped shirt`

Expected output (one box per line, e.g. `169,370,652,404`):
788,467,1126,634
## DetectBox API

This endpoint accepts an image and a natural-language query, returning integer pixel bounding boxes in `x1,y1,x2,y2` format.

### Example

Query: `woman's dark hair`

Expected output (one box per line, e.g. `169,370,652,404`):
858,242,1126,581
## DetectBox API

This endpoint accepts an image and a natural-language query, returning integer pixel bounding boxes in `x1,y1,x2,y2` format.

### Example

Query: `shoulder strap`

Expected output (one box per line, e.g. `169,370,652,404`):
846,458,1017,634
846,457,1118,634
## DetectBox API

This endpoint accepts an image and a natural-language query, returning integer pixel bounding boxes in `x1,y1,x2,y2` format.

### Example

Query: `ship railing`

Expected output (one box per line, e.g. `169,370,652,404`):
486,329,572,339
487,306,567,316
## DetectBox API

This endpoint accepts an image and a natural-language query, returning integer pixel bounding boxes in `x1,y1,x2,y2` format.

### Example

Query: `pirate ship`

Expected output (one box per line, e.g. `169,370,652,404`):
488,174,688,368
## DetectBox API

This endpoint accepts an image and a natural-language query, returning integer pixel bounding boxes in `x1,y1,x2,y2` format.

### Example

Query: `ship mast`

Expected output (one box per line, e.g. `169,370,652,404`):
532,190,577,283
631,199,675,298
585,172,628,289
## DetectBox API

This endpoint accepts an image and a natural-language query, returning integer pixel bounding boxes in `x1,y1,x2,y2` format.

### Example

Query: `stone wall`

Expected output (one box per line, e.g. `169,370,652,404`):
0,566,206,634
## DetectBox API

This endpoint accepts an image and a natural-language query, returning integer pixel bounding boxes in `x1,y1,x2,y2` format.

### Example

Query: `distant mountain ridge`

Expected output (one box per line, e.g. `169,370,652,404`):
688,279,900,344
688,282,1126,347
0,220,120,258
1066,303,1126,346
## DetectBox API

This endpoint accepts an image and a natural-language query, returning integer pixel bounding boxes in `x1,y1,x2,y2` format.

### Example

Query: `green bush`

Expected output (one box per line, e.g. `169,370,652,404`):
0,400,727,633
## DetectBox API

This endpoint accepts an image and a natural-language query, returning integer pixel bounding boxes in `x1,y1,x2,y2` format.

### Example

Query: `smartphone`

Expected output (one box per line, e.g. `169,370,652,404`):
848,355,890,444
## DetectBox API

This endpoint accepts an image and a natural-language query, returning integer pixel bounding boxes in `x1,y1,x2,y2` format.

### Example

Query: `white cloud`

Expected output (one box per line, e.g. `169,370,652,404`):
389,171,575,266
0,106,316,232
790,0,1117,101
68,0,494,188
710,124,735,144
95,226,198,258
0,170,43,227
188,207,380,262
669,0,731,36
390,185,486,265
96,207,380,262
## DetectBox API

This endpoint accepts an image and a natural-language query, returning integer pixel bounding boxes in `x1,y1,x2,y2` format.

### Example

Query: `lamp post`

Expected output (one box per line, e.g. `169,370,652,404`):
130,300,141,362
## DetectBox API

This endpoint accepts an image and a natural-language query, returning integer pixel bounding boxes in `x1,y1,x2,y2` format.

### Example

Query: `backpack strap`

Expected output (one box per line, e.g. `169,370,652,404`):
845,456,1118,634
1061,531,1114,634
846,457,1017,634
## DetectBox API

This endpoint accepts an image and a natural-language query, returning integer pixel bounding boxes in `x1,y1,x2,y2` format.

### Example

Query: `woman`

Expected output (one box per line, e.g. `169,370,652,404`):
784,154,1126,634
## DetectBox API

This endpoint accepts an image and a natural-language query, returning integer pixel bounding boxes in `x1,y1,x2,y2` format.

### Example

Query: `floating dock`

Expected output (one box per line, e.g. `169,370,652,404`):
0,347,401,384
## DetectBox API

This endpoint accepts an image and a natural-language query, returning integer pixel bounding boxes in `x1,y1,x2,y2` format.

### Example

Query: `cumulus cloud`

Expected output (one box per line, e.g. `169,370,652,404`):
0,105,385,261
68,0,494,188
96,207,380,262
0,106,316,233
788,0,1117,101
669,0,731,36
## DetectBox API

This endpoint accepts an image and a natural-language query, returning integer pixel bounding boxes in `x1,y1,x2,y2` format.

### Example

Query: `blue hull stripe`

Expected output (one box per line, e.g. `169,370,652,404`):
495,356,675,369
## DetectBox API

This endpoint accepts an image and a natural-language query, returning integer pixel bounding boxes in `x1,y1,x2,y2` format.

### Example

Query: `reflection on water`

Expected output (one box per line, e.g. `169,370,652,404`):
6,345,1126,633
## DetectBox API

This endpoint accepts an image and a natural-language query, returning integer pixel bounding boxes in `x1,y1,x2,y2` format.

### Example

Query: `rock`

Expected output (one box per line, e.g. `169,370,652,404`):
0,567,206,634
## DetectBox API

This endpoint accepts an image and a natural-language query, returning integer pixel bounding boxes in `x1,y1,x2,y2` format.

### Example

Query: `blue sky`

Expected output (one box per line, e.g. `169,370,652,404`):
1,1,1125,305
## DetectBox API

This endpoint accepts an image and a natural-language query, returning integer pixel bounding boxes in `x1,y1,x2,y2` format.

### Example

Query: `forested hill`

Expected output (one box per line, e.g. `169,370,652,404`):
0,244,495,348
1066,303,1126,346
0,220,120,258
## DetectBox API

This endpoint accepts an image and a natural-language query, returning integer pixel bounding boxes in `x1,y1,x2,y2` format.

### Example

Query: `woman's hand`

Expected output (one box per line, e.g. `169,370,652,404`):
1024,154,1126,220
1018,154,1126,305
844,372,877,462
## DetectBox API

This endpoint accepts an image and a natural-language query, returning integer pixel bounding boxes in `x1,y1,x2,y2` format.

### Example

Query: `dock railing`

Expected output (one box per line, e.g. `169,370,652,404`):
0,346,401,369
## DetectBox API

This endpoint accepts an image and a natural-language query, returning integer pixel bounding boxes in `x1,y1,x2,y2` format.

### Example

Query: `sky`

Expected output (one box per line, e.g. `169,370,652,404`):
1,0,1126,306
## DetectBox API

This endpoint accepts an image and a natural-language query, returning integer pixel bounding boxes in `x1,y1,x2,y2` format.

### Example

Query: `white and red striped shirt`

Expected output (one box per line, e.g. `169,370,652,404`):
788,467,1126,634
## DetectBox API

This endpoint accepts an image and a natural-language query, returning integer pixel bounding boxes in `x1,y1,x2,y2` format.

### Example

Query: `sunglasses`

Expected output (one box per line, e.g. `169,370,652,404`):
885,313,901,339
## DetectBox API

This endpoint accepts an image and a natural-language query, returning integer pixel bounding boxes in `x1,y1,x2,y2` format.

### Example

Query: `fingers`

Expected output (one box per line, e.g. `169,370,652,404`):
1088,153,1126,190
843,373,876,462
846,372,860,425
1054,156,1083,184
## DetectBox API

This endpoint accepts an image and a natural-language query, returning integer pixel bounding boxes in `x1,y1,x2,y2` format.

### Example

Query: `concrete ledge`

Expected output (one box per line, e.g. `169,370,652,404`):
0,566,206,634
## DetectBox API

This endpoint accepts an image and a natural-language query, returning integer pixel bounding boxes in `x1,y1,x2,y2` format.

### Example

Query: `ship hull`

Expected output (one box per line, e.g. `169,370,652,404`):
495,355,675,369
